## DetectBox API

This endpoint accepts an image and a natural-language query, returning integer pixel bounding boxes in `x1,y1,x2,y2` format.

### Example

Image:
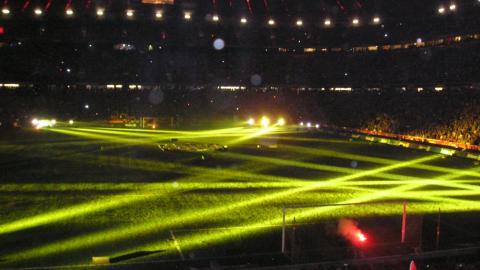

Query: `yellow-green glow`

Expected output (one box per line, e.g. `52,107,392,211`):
282,144,480,178
260,116,270,128
6,124,479,266
0,193,156,235
5,154,438,261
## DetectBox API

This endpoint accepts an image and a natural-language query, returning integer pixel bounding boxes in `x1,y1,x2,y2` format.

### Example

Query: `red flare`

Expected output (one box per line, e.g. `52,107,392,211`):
357,232,367,242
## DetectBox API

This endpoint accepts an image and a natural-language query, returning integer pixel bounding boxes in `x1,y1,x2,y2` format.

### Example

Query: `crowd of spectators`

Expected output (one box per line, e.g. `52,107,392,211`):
405,102,480,145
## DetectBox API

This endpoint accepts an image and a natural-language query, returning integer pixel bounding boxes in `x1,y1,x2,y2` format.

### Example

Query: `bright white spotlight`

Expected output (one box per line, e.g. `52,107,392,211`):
240,17,247,24
212,15,219,21
51,119,56,125
32,118,39,126
324,19,331,26
306,122,312,128
268,18,275,25
155,11,163,18
1,7,10,15
449,4,456,10
34,8,43,15
438,6,445,13
126,9,134,17
296,19,303,26
352,18,359,25
373,16,380,24
277,118,286,126
96,8,105,16
247,118,255,126
69,119,74,125
184,12,191,20
65,8,74,16
261,116,270,128
299,122,304,126
315,124,320,128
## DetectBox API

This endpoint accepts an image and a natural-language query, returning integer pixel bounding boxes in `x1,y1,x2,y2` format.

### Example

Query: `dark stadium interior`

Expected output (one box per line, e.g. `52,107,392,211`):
1,0,480,270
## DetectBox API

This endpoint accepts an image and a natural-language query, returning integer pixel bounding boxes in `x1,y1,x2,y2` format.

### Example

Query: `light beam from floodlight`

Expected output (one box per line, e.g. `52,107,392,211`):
261,116,270,127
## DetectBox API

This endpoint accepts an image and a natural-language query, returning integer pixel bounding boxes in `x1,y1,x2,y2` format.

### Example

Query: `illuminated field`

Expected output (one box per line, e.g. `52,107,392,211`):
0,125,479,268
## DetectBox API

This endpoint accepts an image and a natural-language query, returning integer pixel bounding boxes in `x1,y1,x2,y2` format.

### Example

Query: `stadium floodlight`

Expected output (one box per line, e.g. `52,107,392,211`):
449,4,456,10
34,8,43,15
315,124,320,128
65,8,74,16
277,118,286,126
261,116,270,128
296,19,303,26
373,16,380,24
438,6,445,14
352,18,359,25
268,18,275,25
69,120,74,125
32,119,56,129
299,122,304,126
1,7,10,15
240,17,247,24
96,8,105,17
184,12,192,20
126,9,134,17
155,11,162,18
247,118,255,126
306,122,312,128
212,14,219,22
324,19,331,26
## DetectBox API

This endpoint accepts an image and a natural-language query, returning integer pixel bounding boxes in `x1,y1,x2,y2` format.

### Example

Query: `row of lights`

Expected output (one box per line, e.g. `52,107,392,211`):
1,6,381,26
0,6,164,18
4,2,478,19
247,116,286,128
31,118,75,129
4,2,473,20
438,3,457,14
299,121,320,129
